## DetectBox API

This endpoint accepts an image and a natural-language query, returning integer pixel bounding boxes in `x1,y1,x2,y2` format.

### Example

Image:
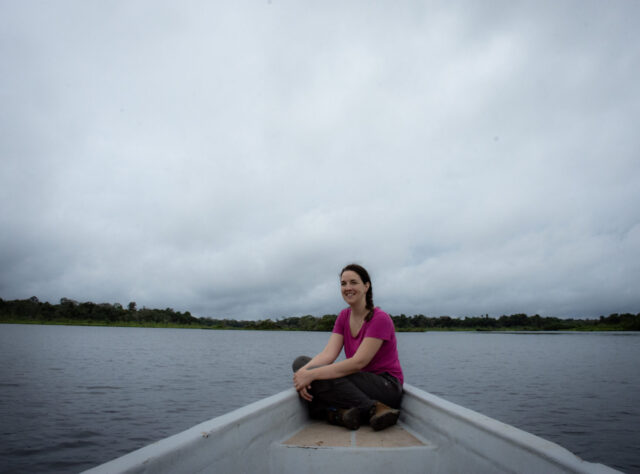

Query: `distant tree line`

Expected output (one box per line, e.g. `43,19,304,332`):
388,312,640,331
0,297,199,326
1,297,639,331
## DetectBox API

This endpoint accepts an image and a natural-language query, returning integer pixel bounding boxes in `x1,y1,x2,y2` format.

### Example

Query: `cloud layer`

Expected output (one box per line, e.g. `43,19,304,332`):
2,1,639,319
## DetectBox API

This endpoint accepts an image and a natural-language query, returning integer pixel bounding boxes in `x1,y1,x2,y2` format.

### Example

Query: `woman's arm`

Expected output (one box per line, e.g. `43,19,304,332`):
293,333,343,401
298,333,344,370
293,337,383,391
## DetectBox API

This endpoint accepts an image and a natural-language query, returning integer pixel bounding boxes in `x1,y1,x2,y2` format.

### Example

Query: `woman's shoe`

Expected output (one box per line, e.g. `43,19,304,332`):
369,401,399,431
326,407,361,430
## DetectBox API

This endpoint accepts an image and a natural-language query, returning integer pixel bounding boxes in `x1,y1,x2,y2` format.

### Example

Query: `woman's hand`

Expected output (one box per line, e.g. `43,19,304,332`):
297,385,313,402
293,369,315,401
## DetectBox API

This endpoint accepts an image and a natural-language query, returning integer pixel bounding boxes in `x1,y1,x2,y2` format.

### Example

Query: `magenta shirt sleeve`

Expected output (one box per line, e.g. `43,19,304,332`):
332,309,348,335
362,311,393,340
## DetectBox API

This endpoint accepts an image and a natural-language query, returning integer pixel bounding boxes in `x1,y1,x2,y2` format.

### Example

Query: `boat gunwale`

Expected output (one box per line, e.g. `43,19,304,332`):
401,384,620,474
83,384,621,473
82,388,305,473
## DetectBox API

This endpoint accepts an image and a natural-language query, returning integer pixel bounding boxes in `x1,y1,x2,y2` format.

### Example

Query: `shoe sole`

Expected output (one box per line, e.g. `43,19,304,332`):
370,409,399,431
341,408,361,430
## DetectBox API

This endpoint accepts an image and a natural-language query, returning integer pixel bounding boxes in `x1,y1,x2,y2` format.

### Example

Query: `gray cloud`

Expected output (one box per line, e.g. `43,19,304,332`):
1,1,639,319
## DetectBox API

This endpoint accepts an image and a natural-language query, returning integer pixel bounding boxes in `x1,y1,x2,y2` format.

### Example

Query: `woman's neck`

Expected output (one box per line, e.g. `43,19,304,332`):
350,301,368,320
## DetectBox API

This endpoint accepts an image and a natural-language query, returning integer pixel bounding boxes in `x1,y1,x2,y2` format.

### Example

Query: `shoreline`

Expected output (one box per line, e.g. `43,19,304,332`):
0,319,635,332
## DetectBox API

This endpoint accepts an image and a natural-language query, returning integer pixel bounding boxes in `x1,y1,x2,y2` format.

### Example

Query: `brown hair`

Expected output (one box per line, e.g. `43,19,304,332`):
340,263,375,321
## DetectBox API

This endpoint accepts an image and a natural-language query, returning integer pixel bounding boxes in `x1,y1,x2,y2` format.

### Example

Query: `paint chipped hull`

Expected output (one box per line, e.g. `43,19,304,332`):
82,384,620,474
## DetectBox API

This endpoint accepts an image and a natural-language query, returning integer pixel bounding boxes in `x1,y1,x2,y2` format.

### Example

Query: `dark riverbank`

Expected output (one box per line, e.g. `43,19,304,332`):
2,297,638,331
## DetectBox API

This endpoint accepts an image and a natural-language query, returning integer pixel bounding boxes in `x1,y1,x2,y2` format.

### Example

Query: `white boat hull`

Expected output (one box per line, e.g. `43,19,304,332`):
83,384,620,474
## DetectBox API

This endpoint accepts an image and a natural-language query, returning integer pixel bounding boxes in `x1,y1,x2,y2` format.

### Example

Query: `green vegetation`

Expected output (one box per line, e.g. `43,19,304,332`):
389,312,640,331
1,297,639,331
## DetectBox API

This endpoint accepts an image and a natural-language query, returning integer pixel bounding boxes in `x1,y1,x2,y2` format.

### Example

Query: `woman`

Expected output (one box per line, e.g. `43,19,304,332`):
292,264,403,431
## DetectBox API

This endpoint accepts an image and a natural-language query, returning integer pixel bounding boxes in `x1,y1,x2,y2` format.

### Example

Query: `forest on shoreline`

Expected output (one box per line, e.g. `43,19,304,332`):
1,297,639,331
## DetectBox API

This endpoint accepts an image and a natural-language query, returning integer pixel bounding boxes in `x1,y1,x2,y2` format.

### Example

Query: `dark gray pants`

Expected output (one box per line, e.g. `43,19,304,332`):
292,355,403,421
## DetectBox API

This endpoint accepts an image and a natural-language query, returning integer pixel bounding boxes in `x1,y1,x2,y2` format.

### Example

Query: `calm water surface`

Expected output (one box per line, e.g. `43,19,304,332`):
0,325,638,473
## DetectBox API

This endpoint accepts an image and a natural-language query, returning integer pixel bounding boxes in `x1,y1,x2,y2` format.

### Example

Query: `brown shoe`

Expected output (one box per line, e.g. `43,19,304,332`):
327,407,361,430
369,402,399,431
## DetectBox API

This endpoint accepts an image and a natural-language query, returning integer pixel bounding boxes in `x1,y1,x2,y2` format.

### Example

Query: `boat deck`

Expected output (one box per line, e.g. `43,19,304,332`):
283,420,427,448
83,385,622,474
273,420,435,473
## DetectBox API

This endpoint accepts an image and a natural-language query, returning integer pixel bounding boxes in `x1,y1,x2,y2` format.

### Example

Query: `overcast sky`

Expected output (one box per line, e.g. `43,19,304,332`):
1,1,639,320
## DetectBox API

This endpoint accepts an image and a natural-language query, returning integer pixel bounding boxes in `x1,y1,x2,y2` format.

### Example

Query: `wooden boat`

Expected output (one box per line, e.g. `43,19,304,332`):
83,384,620,473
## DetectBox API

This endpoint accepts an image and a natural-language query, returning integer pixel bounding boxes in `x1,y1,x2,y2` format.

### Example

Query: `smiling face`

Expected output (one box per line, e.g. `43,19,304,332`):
340,270,370,307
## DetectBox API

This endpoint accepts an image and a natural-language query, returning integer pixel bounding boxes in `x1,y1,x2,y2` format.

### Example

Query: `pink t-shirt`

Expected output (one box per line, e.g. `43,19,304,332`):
332,307,404,384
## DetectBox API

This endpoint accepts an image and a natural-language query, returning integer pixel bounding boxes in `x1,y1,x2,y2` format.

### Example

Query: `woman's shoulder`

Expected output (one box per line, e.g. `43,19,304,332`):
372,307,390,318
371,307,393,325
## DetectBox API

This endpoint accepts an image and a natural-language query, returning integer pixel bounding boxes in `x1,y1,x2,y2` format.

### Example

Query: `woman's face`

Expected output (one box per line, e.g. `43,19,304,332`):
340,270,370,306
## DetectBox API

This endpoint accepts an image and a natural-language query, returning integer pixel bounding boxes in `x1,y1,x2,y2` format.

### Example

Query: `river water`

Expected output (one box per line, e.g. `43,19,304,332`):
0,325,638,473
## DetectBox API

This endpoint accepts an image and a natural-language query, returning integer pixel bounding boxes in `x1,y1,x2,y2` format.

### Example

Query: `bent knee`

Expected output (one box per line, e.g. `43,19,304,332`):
292,355,311,373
